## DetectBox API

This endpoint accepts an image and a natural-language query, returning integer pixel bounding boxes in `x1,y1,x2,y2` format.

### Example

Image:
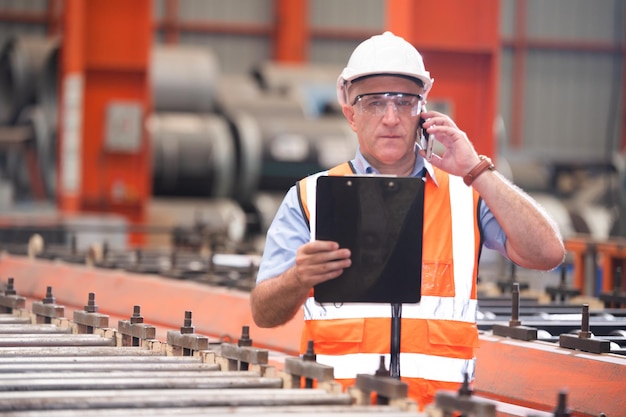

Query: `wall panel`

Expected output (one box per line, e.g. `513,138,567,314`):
528,0,619,42
310,0,383,30
180,32,269,76
522,50,619,160
499,0,623,163
178,0,273,25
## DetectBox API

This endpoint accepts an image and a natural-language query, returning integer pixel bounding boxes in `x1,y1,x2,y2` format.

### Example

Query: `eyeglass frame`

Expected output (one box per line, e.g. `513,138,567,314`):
351,92,424,117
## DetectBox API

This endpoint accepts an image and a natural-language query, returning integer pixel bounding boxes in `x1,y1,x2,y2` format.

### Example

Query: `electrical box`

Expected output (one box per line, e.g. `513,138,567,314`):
104,101,143,153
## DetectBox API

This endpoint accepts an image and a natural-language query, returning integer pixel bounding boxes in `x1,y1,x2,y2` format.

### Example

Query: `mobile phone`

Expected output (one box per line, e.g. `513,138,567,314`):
418,109,433,161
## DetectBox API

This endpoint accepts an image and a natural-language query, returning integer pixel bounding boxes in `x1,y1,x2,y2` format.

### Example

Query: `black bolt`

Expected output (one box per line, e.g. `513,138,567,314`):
170,251,177,270
180,311,194,334
84,293,98,313
42,286,55,304
302,340,316,361
457,372,473,397
559,265,567,287
375,355,390,377
509,282,521,327
553,390,571,417
579,304,591,339
130,305,143,324
5,277,16,296
238,325,252,347
71,234,77,254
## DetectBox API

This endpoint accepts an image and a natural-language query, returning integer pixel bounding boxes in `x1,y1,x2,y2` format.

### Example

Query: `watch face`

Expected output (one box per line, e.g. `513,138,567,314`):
314,176,424,304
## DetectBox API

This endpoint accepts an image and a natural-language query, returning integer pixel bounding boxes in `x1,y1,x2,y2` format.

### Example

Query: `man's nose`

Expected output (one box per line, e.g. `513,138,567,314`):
381,102,400,122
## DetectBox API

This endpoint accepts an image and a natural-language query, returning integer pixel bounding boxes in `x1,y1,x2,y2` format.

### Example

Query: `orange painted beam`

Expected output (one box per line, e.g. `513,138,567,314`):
57,0,85,213
57,0,152,246
595,239,626,293
564,237,594,295
475,334,626,417
273,0,308,62
405,0,499,50
385,0,417,40
0,254,303,356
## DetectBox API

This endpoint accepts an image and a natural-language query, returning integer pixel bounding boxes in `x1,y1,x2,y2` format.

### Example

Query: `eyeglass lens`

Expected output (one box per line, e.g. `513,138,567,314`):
354,92,423,117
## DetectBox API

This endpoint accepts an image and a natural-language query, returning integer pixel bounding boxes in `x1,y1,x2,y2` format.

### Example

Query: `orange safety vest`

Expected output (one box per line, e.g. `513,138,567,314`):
296,161,482,410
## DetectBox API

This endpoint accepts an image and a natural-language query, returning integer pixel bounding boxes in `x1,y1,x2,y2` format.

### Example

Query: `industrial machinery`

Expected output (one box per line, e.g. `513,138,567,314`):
0,2,624,415
2,270,616,417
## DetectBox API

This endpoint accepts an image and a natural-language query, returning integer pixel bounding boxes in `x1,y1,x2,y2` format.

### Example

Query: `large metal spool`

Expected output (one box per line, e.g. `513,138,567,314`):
252,114,357,191
0,36,59,125
0,36,59,200
15,105,56,198
251,61,342,118
38,42,60,134
151,45,220,113
148,113,236,198
214,71,356,194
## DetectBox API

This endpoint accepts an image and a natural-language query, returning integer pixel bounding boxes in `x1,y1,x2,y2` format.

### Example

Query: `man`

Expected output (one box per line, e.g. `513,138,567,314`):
250,31,565,408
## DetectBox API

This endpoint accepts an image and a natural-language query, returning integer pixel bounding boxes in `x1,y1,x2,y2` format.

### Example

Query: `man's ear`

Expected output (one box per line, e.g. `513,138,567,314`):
342,105,357,132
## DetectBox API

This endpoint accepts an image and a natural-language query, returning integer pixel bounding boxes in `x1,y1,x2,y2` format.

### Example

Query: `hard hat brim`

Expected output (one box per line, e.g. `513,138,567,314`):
336,71,433,107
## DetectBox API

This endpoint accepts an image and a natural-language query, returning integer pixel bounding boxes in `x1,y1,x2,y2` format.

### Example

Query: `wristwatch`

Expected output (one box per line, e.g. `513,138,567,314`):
463,155,495,186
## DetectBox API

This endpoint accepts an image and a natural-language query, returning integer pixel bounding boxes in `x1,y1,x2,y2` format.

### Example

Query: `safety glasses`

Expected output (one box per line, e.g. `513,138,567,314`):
352,92,424,117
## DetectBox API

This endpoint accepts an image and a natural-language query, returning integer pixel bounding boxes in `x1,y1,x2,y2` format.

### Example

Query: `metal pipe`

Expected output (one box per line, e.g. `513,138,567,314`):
0,388,352,411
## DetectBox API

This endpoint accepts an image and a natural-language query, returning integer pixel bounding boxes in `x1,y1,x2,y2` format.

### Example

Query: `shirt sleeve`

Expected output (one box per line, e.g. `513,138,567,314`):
256,186,311,283
479,199,509,259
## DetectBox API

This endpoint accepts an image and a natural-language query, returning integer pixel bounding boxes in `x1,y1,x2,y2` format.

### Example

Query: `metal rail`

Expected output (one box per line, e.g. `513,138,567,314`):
0,279,424,416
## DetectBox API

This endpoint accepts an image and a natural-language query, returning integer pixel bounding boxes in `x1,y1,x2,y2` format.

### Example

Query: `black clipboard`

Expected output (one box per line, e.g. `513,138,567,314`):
314,176,424,304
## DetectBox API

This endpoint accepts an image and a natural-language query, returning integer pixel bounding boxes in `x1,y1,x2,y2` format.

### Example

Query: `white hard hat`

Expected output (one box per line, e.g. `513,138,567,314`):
336,31,433,106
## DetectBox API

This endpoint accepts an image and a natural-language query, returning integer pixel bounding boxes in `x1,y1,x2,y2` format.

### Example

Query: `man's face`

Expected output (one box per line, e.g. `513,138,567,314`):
342,75,425,172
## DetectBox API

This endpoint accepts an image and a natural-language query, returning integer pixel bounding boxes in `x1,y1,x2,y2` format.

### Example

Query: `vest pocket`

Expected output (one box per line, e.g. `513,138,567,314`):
426,320,479,350
307,318,365,354
421,260,455,297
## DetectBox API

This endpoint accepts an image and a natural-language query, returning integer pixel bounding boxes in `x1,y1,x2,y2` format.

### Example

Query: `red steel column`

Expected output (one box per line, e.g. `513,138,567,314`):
57,0,85,213
57,0,152,246
274,0,308,62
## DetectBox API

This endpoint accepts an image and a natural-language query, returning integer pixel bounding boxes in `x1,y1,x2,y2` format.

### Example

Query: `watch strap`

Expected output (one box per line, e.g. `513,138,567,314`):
463,155,495,186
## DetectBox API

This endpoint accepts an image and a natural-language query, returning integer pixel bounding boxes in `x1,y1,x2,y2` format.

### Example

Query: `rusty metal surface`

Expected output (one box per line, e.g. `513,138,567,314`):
0,346,164,356
1,388,353,411
0,334,116,347
0,278,425,416
3,259,622,416
475,334,626,417
0,375,284,391
0,362,220,372
0,315,32,324
355,374,408,400
0,324,70,334
284,356,335,383
0,407,419,417
220,342,269,365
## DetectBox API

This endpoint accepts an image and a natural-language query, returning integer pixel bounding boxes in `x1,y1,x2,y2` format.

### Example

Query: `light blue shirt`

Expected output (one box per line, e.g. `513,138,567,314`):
256,146,508,283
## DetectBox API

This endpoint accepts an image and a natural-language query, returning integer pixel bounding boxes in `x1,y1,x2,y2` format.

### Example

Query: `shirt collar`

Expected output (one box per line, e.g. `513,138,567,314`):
352,145,439,186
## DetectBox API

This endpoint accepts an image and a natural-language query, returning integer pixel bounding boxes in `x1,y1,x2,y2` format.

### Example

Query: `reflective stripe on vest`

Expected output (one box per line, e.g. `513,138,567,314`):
298,162,481,385
317,352,475,381
304,296,477,322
